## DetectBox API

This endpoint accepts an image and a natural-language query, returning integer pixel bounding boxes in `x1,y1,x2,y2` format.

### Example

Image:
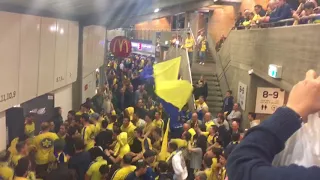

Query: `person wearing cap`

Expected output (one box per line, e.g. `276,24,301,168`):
33,122,59,178
0,150,14,180
90,113,102,137
80,113,96,151
125,160,148,180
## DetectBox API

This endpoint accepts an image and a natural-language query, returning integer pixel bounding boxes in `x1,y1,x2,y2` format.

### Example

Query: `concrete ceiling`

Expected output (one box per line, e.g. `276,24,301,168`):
0,0,214,27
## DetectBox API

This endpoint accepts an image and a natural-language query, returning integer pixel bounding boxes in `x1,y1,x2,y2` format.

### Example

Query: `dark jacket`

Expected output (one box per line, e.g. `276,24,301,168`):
68,151,91,180
95,129,113,150
52,107,63,133
227,107,320,180
222,96,234,115
269,3,292,22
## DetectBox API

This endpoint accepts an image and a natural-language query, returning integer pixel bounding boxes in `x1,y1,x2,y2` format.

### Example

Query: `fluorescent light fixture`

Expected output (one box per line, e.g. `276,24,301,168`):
154,8,160,13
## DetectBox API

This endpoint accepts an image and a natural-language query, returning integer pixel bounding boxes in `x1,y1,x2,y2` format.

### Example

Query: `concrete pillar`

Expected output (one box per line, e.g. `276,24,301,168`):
72,24,84,109
189,12,200,65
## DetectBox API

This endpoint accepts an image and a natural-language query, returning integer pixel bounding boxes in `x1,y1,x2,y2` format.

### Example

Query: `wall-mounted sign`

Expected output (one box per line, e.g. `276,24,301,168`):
237,82,247,110
110,36,132,58
255,87,285,114
268,64,282,79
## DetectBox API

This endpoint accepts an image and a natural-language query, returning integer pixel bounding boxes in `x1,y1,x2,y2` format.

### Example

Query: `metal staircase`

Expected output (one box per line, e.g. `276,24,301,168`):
191,70,223,116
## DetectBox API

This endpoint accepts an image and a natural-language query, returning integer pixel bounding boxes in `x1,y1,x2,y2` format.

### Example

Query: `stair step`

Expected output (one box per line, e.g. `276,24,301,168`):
208,91,222,96
206,96,223,101
210,107,222,113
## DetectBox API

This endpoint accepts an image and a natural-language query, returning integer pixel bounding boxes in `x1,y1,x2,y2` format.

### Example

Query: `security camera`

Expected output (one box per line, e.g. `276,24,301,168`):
248,69,254,75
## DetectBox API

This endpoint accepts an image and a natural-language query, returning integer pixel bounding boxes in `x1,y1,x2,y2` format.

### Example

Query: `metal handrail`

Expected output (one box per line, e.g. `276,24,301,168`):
207,33,230,91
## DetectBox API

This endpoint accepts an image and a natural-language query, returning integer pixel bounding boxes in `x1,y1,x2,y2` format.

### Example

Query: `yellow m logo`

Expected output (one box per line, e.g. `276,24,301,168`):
113,39,129,53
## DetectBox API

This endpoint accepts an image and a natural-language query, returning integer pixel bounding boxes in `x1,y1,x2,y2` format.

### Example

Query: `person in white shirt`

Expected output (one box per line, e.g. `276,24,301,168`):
227,103,242,123
172,150,188,180
248,112,260,128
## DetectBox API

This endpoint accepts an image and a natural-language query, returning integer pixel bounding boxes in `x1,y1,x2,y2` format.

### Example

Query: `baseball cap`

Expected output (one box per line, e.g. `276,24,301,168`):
143,150,157,159
90,113,100,120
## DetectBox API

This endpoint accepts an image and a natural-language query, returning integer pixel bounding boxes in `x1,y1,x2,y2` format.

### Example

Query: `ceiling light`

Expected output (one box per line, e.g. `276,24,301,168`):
154,8,160,13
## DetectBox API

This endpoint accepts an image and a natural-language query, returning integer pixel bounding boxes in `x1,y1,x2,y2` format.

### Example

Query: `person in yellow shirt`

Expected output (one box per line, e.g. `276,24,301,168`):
80,114,96,151
143,114,155,138
105,131,131,164
184,32,195,67
195,96,209,120
204,112,215,132
11,141,28,167
203,156,214,180
57,124,67,140
24,114,35,138
111,154,136,180
107,114,117,131
33,122,59,179
90,113,102,136
0,150,14,180
120,116,136,145
85,156,108,180
151,128,162,154
76,103,95,116
152,112,164,132
199,37,208,65
134,127,153,153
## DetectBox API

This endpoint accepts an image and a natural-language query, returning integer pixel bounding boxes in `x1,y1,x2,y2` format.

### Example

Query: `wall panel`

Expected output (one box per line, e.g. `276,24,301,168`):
54,85,72,119
19,15,41,103
38,18,56,96
0,12,20,112
82,72,96,103
54,19,69,89
66,21,79,84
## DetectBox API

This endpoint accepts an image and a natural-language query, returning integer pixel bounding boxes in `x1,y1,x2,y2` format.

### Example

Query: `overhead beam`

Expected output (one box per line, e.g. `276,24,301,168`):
82,0,215,28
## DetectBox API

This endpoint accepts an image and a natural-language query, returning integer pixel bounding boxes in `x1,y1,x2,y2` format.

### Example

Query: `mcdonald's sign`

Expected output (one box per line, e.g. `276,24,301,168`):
110,36,132,58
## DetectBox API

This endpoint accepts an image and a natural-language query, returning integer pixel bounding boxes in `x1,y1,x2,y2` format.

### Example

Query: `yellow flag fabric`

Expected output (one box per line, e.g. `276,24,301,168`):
153,57,181,82
158,119,170,161
155,80,193,110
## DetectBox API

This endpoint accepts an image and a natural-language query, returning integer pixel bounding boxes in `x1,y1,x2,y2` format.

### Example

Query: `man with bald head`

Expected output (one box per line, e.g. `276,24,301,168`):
186,112,202,127
231,121,243,134
203,112,215,132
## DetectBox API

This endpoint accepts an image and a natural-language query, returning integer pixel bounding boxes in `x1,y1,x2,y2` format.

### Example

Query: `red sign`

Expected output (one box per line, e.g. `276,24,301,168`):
110,36,132,58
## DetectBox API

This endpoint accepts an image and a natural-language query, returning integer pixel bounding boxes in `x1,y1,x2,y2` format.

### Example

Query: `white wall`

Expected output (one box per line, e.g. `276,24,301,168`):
0,111,6,151
0,12,79,113
53,85,73,120
82,72,97,103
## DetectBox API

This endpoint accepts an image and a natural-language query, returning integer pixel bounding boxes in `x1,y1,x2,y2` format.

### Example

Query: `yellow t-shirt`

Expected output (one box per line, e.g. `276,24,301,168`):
33,132,59,165
24,122,35,138
185,38,194,52
211,158,218,180
8,138,19,157
86,156,108,180
81,124,96,151
11,154,24,167
201,40,207,52
0,163,14,180
204,168,213,180
94,123,102,137
120,123,136,145
118,144,131,159
143,123,155,135
152,119,164,130
107,122,114,131
170,139,187,148
112,165,136,180
205,121,215,132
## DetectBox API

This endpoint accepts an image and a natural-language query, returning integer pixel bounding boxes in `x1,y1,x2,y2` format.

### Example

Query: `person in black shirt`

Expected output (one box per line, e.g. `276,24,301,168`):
95,120,113,150
68,139,91,180
254,4,267,17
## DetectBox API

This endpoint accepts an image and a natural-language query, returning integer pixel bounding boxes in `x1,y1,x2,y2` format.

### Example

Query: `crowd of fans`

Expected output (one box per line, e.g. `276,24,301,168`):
0,52,257,180
234,0,320,29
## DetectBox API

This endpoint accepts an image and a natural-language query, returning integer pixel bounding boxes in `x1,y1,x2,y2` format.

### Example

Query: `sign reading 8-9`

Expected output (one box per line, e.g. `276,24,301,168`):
262,91,279,99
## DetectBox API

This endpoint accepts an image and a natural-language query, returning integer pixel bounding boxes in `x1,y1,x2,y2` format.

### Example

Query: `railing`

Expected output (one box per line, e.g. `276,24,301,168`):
235,14,320,29
207,33,230,91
